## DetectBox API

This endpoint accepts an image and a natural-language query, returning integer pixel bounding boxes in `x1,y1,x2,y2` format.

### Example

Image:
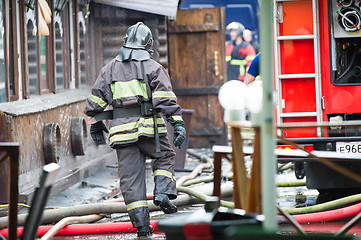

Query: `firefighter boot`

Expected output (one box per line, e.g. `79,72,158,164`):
137,225,154,239
154,193,177,214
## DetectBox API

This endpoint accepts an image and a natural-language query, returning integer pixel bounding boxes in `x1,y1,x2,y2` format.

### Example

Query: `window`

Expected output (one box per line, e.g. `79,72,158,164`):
39,35,48,93
54,15,64,90
26,8,38,95
79,11,86,85
26,2,51,96
1,0,85,102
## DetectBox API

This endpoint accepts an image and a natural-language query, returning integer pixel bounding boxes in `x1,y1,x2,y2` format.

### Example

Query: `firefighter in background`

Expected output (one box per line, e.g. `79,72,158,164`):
225,22,256,81
243,29,259,53
84,22,186,239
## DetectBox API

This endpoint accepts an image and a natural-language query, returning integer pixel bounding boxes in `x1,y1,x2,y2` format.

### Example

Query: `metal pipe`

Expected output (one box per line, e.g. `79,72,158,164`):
260,0,277,231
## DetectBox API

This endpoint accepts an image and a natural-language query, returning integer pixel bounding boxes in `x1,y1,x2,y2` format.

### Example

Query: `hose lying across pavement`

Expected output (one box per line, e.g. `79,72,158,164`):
286,193,361,215
293,202,361,224
0,220,159,238
40,214,102,240
0,183,234,229
1,183,361,236
1,154,361,237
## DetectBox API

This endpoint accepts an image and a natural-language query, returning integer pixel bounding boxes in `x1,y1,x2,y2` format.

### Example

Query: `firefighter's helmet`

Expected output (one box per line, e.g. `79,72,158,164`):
123,22,153,51
226,22,245,37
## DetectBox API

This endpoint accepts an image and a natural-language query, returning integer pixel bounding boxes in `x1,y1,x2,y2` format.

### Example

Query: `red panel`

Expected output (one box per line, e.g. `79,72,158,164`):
280,40,315,74
282,78,316,113
279,0,313,36
282,117,318,138
327,87,361,114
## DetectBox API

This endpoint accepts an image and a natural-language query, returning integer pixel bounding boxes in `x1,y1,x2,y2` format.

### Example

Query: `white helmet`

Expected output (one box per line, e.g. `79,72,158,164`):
226,22,245,37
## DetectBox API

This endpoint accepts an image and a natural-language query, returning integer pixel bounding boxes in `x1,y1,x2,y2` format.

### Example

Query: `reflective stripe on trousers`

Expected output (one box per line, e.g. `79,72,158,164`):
154,169,176,182
126,200,148,211
116,134,176,227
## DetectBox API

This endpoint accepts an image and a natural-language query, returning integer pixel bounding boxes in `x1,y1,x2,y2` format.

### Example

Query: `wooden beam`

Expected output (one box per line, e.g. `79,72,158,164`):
247,126,262,213
0,142,20,240
230,127,248,209
173,87,220,96
168,23,219,33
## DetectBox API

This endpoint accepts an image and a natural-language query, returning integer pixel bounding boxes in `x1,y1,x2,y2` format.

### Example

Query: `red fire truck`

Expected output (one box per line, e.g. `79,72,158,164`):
274,0,361,197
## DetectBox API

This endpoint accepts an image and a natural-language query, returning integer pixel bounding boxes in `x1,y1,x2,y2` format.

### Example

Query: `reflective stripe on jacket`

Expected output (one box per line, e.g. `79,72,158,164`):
226,41,256,81
84,58,183,148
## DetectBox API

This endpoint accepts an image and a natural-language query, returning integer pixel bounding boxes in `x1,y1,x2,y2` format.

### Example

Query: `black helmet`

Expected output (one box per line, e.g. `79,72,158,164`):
123,22,153,51
226,22,245,37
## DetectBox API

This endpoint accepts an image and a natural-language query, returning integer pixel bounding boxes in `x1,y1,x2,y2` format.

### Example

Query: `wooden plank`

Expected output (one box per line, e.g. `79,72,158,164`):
62,4,71,89
8,150,18,240
0,115,9,204
168,23,219,33
9,0,19,101
0,143,20,240
190,127,223,136
47,0,56,93
169,33,208,89
212,152,223,199
173,87,220,96
247,127,262,213
230,127,248,209
93,8,104,76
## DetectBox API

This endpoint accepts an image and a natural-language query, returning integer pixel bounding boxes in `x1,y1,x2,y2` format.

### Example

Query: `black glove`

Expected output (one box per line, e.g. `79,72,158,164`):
173,120,186,148
90,121,109,146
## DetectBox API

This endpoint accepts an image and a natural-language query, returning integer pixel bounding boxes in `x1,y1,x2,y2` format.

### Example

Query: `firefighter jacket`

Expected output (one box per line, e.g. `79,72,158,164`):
84,58,182,148
225,40,256,81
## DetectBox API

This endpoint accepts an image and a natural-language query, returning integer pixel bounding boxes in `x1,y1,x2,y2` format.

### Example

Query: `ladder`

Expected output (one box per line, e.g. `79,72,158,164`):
273,0,323,137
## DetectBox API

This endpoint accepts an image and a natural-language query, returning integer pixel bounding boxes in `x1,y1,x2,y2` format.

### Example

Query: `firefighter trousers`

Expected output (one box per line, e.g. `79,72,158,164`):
116,134,176,228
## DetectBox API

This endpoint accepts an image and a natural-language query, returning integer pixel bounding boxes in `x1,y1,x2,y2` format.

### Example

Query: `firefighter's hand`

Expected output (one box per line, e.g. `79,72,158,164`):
90,121,109,146
173,121,186,148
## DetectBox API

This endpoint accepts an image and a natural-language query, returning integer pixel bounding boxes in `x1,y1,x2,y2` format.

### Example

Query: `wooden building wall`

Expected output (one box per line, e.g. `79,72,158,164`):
88,3,169,83
0,90,116,203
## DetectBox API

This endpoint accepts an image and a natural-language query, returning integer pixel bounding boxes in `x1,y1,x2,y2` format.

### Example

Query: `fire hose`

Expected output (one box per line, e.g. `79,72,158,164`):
0,220,159,238
1,184,361,237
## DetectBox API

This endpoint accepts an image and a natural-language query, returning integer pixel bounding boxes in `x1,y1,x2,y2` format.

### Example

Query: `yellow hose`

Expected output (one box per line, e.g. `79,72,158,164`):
40,214,102,240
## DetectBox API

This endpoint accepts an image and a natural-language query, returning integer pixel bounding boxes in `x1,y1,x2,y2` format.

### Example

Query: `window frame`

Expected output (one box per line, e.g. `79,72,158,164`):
5,0,19,101
1,0,87,102
19,0,29,99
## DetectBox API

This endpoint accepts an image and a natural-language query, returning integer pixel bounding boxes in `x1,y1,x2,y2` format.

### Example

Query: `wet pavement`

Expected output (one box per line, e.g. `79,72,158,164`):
52,233,166,240
31,148,361,239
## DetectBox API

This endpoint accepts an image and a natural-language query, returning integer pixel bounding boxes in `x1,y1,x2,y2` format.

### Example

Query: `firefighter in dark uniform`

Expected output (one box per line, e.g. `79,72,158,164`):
84,22,186,239
225,22,256,81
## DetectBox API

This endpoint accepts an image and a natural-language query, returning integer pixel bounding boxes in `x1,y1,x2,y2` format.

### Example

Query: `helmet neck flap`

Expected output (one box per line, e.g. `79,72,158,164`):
116,22,154,61
116,47,151,62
